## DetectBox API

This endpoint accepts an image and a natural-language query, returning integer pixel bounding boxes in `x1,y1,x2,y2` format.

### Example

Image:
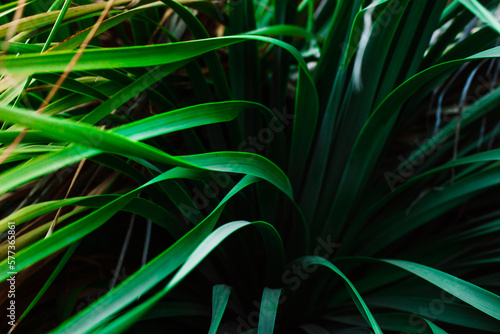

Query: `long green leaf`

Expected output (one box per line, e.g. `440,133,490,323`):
208,285,232,334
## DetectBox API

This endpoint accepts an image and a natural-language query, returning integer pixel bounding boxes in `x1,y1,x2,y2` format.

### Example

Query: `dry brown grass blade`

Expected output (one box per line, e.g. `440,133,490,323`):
148,8,174,44
45,159,86,238
0,129,27,165
37,0,118,112
3,3,120,329
0,0,27,166
0,0,118,166
1,0,26,54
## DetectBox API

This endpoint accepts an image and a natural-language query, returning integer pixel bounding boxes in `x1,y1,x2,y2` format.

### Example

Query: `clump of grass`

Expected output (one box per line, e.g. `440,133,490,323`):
1,0,500,333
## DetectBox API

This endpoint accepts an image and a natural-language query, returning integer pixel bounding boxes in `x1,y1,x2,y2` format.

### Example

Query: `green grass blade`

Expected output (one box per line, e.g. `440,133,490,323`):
459,0,500,34
0,0,131,38
382,259,500,320
257,288,281,334
208,285,232,334
73,220,284,334
367,296,500,331
0,101,290,198
49,176,259,334
323,46,500,239
15,241,80,327
297,256,382,334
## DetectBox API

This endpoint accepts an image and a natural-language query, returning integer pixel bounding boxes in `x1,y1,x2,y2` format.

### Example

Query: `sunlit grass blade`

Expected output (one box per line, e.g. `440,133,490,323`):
208,284,232,334
258,288,281,334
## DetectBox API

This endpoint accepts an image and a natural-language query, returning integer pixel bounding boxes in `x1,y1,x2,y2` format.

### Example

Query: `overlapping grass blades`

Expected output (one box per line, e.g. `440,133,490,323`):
1,0,500,333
